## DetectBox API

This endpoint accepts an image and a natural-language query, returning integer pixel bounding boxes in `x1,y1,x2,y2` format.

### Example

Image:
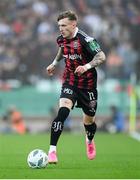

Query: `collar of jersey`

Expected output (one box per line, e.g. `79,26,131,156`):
73,27,79,38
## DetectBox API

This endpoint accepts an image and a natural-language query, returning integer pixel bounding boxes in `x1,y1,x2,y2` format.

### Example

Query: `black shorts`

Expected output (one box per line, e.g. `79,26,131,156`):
60,84,98,117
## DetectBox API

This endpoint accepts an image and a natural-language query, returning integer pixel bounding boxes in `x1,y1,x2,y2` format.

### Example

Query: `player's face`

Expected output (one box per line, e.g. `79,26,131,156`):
58,18,77,39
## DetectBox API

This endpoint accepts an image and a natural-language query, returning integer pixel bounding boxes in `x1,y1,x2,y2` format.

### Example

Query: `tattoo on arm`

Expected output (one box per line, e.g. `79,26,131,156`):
89,51,106,68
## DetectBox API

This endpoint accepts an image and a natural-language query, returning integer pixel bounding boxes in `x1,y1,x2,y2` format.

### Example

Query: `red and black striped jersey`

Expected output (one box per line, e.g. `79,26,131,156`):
57,28,101,90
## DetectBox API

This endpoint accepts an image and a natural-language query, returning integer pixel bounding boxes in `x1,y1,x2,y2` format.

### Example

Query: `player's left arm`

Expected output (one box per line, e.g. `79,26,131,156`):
85,50,106,68
75,37,106,75
75,50,106,75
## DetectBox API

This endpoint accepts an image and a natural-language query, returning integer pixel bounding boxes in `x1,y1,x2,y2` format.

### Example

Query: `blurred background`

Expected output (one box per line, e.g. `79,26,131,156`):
0,0,140,134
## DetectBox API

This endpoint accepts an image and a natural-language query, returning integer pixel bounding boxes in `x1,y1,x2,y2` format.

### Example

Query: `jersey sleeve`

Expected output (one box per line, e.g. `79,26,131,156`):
83,36,101,56
56,36,63,47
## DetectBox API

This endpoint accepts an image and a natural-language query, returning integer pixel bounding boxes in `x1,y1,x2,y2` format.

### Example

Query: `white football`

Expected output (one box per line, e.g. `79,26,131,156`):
27,149,48,168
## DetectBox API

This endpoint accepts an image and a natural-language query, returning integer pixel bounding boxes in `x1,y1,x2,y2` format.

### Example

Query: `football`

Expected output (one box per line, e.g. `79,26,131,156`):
27,149,48,168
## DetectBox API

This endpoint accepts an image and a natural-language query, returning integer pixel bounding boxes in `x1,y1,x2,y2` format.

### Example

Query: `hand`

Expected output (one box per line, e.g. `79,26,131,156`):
74,65,88,76
46,64,56,76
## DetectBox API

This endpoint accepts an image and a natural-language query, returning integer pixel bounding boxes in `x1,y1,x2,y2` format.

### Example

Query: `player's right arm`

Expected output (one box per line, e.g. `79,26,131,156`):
46,47,63,76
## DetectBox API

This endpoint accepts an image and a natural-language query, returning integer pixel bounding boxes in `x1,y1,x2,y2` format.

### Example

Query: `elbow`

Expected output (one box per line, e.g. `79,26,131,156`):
101,51,106,63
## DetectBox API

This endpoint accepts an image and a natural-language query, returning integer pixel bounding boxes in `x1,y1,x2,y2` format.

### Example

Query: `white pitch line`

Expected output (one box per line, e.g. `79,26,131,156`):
130,131,140,141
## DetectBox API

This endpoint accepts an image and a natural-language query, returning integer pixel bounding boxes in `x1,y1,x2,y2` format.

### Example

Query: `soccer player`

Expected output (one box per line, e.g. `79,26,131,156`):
46,10,106,163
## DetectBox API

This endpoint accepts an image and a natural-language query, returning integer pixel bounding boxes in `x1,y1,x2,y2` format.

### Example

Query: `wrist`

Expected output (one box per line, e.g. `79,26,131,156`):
84,63,92,70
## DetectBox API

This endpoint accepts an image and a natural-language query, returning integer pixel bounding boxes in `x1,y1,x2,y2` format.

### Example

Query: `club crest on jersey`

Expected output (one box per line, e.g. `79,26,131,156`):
73,40,79,49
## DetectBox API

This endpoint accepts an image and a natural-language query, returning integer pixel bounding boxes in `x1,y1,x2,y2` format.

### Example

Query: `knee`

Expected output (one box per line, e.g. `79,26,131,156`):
60,98,73,109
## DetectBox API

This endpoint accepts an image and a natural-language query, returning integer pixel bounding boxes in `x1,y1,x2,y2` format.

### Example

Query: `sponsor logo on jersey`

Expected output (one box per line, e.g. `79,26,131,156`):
63,54,82,60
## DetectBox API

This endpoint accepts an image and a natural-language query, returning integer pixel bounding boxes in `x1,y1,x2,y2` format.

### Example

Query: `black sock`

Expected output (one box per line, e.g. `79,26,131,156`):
84,122,97,141
50,107,70,146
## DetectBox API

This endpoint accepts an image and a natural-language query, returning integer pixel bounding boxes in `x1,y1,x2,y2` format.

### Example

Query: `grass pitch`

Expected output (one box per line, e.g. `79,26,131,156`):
0,133,140,179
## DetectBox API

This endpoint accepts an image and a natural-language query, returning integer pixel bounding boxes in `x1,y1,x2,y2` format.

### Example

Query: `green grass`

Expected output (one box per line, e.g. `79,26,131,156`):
0,133,140,179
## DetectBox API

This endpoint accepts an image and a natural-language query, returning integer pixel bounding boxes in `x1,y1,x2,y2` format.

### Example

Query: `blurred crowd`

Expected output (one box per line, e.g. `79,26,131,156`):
0,0,140,86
